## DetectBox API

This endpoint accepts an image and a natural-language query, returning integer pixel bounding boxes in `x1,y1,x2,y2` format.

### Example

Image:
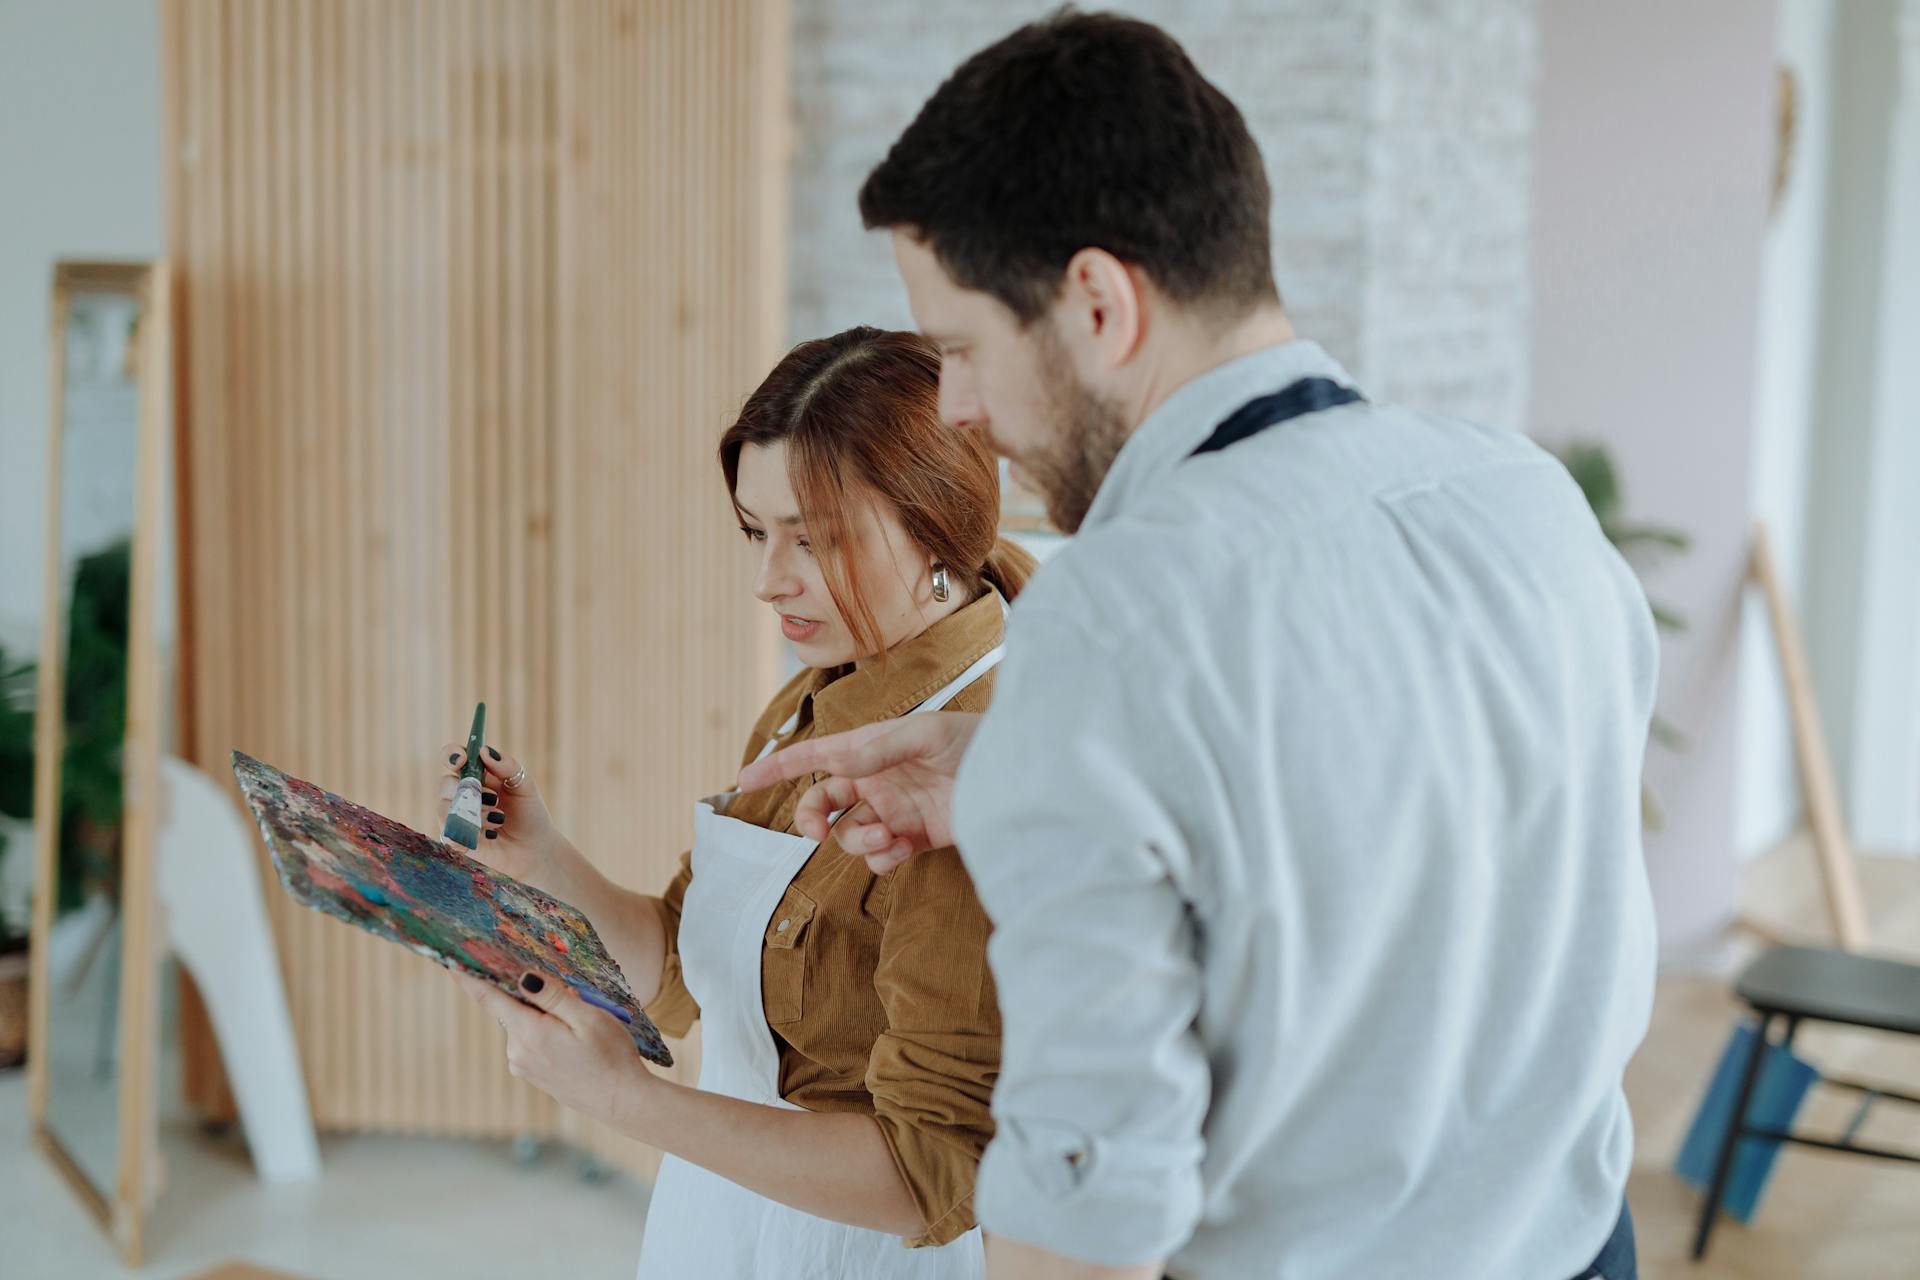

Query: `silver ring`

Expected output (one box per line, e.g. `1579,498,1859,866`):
502,765,529,792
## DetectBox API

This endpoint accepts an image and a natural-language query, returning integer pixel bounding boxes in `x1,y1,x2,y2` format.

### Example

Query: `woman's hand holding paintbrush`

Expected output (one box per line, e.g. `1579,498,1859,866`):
435,737,675,1011
438,740,569,884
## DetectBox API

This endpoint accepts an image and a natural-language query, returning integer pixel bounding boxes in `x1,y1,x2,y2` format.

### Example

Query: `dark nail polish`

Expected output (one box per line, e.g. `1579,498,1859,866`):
484,830,499,840
482,791,498,804
487,811,506,825
520,973,544,993
449,752,460,765
488,747,502,762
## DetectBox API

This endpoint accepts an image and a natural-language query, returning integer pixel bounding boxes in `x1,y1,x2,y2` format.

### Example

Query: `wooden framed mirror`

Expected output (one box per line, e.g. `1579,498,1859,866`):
27,259,170,1266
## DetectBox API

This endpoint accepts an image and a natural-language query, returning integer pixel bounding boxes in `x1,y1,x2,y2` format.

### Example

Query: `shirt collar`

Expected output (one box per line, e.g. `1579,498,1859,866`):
802,589,1006,739
1081,339,1358,531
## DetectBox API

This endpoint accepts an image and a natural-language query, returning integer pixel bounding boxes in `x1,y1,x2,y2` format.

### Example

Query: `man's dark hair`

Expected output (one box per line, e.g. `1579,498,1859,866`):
859,8,1278,326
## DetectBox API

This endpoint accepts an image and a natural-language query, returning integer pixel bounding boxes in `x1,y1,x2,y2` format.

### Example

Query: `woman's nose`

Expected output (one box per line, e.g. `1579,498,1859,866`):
754,545,797,604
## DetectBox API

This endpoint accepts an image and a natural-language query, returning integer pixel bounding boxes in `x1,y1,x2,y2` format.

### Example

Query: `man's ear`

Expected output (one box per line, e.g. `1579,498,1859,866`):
1058,247,1146,369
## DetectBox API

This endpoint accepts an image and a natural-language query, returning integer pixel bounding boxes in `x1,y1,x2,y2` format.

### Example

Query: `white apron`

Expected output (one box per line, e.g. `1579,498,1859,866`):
636,636,1003,1280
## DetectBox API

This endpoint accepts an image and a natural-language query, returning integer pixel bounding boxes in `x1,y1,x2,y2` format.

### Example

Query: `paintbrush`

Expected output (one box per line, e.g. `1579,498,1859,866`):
442,701,487,849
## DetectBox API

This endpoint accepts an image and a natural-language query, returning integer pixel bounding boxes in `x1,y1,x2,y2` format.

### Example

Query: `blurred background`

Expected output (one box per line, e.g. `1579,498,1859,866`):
0,1,1915,1277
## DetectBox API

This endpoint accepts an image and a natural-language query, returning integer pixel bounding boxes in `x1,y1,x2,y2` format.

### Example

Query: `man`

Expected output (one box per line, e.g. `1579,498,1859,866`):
742,11,1655,1279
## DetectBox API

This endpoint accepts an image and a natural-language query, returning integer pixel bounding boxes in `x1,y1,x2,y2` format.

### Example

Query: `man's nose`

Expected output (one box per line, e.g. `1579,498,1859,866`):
939,367,984,432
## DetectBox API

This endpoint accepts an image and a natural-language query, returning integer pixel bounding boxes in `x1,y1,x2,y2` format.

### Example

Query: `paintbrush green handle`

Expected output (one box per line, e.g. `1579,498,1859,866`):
462,702,487,782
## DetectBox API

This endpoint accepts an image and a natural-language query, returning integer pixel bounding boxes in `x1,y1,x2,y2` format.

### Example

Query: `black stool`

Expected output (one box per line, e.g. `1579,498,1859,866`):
1693,944,1920,1260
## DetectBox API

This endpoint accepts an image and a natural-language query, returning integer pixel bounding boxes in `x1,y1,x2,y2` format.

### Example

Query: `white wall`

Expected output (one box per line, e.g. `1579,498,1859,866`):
1803,0,1920,856
0,0,164,655
1740,0,1920,862
1530,0,1778,962
1737,0,1838,859
789,2,1376,357
790,0,1537,430
0,0,166,935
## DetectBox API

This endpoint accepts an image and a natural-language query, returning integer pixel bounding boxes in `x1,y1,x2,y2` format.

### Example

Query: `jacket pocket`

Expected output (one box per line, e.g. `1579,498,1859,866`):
762,884,817,1026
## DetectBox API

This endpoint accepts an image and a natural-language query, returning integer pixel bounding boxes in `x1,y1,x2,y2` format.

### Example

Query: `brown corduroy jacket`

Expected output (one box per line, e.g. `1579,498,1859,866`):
646,590,1004,1248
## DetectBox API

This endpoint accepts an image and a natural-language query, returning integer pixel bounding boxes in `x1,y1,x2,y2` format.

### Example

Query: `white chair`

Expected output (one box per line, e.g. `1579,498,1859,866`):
154,755,319,1183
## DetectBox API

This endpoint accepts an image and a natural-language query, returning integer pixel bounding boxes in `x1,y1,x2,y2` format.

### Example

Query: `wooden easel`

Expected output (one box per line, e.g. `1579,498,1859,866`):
1737,521,1871,951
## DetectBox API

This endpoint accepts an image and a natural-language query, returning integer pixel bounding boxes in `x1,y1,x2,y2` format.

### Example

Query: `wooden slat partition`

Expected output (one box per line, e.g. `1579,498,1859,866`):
162,0,786,1176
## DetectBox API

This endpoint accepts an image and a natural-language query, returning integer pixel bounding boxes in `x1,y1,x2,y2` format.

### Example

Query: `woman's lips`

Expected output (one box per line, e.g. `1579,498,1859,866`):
780,614,823,643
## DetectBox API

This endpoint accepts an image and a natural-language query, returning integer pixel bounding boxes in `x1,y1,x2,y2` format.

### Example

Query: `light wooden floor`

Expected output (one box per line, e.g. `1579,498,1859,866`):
1622,840,1920,1279
4,838,1913,1278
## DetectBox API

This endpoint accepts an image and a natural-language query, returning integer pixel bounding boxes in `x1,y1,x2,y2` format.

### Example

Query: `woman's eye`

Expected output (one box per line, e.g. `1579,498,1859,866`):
739,525,766,543
797,539,813,555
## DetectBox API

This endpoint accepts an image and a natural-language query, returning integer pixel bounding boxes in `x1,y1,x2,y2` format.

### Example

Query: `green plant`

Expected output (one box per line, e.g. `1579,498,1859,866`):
0,641,35,950
1552,442,1693,827
0,538,135,945
56,539,133,915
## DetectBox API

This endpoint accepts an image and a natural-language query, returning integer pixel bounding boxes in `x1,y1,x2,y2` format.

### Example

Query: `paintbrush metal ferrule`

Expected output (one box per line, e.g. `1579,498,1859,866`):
442,701,487,849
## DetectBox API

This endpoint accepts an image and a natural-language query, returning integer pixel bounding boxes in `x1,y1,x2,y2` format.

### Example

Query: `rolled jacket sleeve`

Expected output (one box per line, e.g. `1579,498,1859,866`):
865,846,1002,1247
642,850,700,1038
954,603,1211,1266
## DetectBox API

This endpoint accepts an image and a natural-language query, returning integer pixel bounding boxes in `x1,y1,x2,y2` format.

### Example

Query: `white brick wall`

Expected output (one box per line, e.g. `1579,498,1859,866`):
788,0,1535,429
1362,0,1535,427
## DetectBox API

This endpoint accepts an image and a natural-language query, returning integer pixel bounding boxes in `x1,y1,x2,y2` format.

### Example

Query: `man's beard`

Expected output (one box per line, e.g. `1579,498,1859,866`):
1016,331,1132,535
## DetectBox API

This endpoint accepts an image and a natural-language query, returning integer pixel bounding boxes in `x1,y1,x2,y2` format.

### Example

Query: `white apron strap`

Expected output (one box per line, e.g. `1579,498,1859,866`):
917,637,1004,714
750,592,1008,764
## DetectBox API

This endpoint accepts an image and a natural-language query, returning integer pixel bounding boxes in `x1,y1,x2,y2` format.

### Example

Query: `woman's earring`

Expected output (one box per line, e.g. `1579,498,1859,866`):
931,564,951,603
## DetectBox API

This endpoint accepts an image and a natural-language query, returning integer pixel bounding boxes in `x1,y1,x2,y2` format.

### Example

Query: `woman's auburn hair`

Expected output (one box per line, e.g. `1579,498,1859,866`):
719,326,1036,660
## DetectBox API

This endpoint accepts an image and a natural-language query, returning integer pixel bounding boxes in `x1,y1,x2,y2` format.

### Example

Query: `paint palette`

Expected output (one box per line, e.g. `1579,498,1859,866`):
231,750,673,1067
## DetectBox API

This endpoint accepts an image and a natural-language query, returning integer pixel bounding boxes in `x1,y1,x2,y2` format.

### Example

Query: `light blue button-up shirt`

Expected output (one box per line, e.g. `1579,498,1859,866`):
955,341,1659,1277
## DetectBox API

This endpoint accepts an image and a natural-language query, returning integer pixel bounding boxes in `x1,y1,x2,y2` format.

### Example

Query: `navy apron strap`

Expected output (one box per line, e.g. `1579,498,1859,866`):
1186,375,1363,458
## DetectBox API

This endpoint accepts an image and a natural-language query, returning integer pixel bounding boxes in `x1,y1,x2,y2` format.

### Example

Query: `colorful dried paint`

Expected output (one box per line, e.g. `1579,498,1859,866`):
231,749,672,1066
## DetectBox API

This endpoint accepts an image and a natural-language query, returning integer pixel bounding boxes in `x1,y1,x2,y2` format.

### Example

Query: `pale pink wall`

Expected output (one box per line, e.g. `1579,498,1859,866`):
1529,1,1778,962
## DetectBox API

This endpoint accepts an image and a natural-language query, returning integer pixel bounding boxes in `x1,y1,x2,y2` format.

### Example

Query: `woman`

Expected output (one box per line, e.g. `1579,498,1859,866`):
439,327,1035,1276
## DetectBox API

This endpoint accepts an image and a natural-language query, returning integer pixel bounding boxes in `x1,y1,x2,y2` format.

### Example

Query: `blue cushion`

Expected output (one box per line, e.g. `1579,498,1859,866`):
1675,1020,1819,1223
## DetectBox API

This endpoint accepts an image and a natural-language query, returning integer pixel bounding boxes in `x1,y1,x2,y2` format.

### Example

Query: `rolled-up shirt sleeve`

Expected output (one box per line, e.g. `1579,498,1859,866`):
865,845,1002,1247
954,604,1211,1266
643,850,700,1037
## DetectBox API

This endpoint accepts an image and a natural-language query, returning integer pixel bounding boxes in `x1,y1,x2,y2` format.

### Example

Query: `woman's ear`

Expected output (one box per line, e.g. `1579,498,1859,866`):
1059,247,1145,370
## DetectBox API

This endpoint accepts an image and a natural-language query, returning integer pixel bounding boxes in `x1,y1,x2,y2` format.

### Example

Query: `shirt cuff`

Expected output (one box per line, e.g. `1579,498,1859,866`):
867,1031,997,1247
871,1111,981,1248
976,1116,1205,1265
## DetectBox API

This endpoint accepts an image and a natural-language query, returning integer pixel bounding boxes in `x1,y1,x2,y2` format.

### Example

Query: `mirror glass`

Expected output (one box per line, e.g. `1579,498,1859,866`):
42,280,145,1198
